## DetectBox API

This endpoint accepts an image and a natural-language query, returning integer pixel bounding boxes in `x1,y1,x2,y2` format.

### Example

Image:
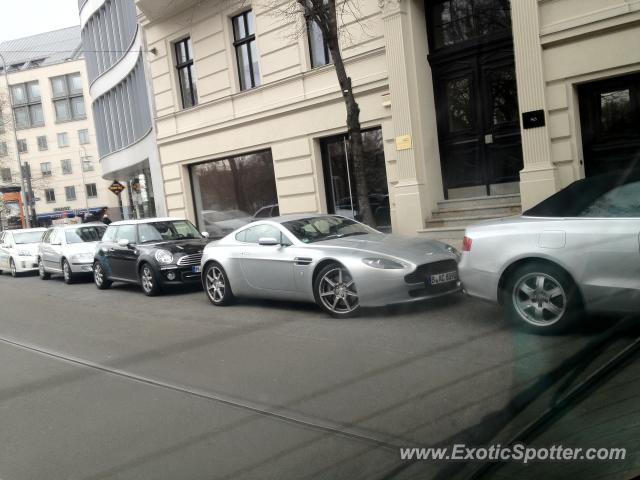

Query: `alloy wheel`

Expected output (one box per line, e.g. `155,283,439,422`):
94,263,104,286
318,267,359,315
141,266,154,293
513,272,567,327
39,259,45,277
10,259,16,277
206,266,226,303
63,261,71,282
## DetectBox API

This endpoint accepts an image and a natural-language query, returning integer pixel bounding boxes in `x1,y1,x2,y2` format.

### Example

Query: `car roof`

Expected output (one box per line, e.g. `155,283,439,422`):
109,217,186,226
58,222,106,230
267,213,327,224
8,228,47,233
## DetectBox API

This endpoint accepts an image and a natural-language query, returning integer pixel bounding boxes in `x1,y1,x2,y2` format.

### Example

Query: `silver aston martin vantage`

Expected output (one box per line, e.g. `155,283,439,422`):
200,214,461,317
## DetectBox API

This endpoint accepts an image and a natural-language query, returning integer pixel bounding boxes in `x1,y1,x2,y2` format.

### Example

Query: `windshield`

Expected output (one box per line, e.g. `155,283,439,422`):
65,226,107,244
138,220,202,243
282,216,376,243
13,231,44,244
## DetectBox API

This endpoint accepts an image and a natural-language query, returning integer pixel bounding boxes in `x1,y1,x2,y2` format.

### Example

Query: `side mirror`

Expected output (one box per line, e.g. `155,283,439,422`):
117,238,130,247
201,232,210,238
258,237,279,246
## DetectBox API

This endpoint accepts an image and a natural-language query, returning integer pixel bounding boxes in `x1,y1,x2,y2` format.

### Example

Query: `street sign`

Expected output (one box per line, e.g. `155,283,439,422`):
109,181,125,195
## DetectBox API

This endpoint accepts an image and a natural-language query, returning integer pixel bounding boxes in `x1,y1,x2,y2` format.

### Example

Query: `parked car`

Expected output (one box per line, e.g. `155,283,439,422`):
0,228,47,277
253,204,280,219
93,218,209,296
200,214,461,317
38,223,107,284
201,209,254,237
459,169,640,333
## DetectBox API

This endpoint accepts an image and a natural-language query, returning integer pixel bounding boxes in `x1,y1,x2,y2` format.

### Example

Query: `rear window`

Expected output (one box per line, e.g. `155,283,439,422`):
66,226,107,244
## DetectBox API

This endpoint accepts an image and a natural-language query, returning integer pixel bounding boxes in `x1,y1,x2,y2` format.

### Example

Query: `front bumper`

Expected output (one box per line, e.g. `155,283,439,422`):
13,256,39,272
70,261,95,274
158,265,202,286
356,260,461,307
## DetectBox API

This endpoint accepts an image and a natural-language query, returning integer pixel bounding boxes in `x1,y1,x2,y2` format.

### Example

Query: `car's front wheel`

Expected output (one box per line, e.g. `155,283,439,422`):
94,261,112,290
10,258,18,278
39,258,50,280
505,262,581,334
314,263,360,318
204,262,234,306
62,259,75,284
140,263,161,297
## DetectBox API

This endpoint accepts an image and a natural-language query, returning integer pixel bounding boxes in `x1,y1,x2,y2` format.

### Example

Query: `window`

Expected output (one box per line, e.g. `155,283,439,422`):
174,37,197,108
1,168,11,182
57,132,69,147
65,225,106,243
37,136,48,151
0,142,7,156
115,224,137,244
308,18,332,68
82,157,95,172
232,10,261,90
41,162,52,176
65,186,77,201
243,224,282,244
524,171,640,218
11,81,44,128
86,183,98,198
45,188,56,203
191,150,278,236
17,139,28,153
78,129,90,144
61,159,73,175
102,226,117,243
51,73,86,121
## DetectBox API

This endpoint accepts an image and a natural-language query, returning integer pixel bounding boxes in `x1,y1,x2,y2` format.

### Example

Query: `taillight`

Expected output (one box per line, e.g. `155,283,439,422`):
463,236,472,252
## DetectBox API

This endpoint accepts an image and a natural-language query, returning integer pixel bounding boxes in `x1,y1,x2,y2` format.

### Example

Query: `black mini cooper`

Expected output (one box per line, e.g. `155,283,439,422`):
93,218,209,296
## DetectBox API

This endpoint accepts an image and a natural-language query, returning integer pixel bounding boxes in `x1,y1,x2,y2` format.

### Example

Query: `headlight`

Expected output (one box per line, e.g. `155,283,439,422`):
155,249,173,264
17,250,32,257
445,244,461,259
362,257,405,269
71,253,94,263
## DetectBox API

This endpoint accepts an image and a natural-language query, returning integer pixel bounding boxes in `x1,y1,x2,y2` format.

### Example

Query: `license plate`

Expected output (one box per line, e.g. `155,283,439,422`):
428,271,457,285
192,266,201,273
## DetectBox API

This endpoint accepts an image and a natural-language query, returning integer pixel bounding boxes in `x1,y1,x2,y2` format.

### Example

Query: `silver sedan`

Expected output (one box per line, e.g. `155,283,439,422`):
459,170,640,333
200,214,461,317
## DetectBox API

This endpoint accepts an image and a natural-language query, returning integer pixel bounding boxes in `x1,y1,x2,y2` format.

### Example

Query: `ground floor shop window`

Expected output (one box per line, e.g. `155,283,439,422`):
190,150,278,237
124,167,156,220
320,127,391,232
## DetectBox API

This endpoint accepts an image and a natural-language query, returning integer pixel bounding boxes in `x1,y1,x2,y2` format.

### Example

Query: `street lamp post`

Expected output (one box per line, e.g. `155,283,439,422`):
79,146,90,214
0,52,31,228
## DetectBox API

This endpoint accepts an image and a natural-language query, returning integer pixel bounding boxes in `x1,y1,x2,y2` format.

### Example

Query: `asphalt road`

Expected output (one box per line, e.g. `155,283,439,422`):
0,270,636,480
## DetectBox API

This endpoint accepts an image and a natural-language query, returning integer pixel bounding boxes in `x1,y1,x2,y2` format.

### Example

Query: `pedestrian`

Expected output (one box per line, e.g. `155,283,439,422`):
102,208,112,225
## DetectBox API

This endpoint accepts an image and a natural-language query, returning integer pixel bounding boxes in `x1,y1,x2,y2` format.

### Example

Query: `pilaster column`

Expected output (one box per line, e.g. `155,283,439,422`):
511,0,559,209
380,0,440,234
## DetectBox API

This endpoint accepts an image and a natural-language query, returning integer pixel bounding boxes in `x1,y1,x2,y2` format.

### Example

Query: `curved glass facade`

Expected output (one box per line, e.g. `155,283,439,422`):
81,0,138,83
92,56,152,158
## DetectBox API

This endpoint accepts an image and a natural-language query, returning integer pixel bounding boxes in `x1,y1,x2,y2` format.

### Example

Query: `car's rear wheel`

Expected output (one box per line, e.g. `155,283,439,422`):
140,263,161,297
62,259,74,284
204,262,234,306
314,263,360,318
94,261,111,290
505,262,581,334
39,258,50,280
10,258,19,278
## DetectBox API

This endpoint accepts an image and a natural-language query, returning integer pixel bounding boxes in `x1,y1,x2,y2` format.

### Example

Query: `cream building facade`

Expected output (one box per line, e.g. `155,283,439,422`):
134,0,640,240
0,27,120,227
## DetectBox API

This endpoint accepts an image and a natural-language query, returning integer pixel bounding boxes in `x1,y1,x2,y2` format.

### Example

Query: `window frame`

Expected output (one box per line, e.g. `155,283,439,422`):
65,185,77,202
37,135,48,151
174,37,198,109
1,167,12,182
41,162,52,177
307,17,332,68
232,10,260,91
86,183,98,198
50,73,86,122
78,129,90,145
10,81,44,129
44,188,56,203
17,139,28,153
61,159,73,175
57,132,69,148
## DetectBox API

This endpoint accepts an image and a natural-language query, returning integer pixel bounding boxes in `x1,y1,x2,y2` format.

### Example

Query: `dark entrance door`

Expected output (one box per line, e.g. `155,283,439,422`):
427,0,523,198
578,73,640,177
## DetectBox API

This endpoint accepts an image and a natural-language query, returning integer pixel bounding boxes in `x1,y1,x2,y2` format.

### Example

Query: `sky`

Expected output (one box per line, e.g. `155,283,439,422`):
0,0,80,44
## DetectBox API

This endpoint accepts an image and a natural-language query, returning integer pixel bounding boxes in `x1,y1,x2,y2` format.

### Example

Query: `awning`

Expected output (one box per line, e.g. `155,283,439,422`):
36,207,106,221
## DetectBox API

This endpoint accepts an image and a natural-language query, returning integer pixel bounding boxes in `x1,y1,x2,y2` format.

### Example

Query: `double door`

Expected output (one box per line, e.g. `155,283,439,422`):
432,44,523,197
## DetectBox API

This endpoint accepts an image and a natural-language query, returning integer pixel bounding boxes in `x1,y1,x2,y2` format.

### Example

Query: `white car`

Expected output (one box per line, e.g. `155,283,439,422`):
0,228,47,277
38,223,107,284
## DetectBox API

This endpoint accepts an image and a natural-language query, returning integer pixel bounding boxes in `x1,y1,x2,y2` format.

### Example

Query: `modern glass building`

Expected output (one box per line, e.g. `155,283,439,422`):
78,0,166,219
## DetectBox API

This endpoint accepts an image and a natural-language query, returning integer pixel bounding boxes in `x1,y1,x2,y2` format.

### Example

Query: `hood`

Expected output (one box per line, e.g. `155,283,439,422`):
64,242,100,256
13,243,40,255
142,238,208,255
310,233,456,265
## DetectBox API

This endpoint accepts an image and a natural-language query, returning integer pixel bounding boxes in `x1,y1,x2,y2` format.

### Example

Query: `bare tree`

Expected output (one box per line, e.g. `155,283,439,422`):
261,0,376,226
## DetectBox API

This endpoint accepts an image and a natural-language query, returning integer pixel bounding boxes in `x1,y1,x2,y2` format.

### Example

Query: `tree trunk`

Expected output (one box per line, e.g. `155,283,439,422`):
314,0,376,227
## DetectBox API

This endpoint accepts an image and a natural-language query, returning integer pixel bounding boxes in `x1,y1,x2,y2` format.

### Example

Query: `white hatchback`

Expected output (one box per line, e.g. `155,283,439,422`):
0,228,47,277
